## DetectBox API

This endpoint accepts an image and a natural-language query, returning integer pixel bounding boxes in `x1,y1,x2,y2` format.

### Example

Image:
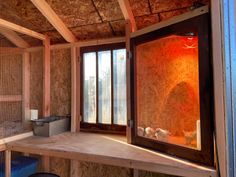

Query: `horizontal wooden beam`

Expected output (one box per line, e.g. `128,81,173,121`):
0,95,22,102
0,27,30,48
25,37,125,52
118,0,137,32
0,47,24,55
31,0,77,43
0,18,46,40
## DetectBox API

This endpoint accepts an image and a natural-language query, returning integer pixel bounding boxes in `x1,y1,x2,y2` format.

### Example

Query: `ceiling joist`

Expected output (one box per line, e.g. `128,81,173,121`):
0,18,46,41
31,0,78,43
117,0,137,32
0,27,30,48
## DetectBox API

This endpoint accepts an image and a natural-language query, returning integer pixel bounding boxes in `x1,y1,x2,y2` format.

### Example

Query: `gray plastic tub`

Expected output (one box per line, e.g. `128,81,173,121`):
31,116,70,137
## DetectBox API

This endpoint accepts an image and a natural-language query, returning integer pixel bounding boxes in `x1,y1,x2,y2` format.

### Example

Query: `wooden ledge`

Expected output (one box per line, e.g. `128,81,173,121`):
6,132,217,177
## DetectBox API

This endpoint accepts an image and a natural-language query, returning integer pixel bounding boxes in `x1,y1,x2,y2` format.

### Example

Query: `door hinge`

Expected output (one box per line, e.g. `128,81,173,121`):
127,51,132,59
128,119,134,128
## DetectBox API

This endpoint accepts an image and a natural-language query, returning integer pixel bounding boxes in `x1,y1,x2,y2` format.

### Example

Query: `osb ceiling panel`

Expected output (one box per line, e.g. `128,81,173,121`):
70,23,113,40
45,0,101,27
110,20,126,36
149,0,208,14
135,14,159,29
94,0,124,21
20,35,43,46
129,0,151,16
0,38,15,47
0,0,54,32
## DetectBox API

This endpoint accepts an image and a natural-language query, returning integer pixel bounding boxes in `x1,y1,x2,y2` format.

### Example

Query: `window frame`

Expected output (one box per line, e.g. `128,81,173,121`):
80,43,126,134
130,13,214,166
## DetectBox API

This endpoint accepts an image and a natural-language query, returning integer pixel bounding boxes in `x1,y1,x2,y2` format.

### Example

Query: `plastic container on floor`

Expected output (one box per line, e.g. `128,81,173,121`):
0,156,38,177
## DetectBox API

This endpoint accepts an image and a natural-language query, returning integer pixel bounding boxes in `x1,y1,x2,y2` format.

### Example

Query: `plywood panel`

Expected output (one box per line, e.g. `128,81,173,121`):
139,170,176,177
50,157,70,177
77,161,132,177
30,50,43,118
0,54,22,95
71,23,113,40
135,14,159,29
136,35,199,137
94,0,124,21
50,48,71,116
110,20,126,36
45,0,101,27
129,0,151,16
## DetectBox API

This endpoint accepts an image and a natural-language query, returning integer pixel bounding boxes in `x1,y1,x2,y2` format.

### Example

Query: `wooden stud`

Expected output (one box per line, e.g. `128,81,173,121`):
43,36,50,117
211,1,227,177
71,46,80,132
0,132,33,145
0,18,46,41
0,95,22,102
42,156,50,172
31,0,77,43
117,0,137,32
126,20,132,143
22,52,30,123
0,27,30,48
0,47,24,55
5,150,11,177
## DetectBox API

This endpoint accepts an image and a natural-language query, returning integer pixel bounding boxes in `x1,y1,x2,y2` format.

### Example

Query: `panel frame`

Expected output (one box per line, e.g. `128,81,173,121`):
130,13,214,166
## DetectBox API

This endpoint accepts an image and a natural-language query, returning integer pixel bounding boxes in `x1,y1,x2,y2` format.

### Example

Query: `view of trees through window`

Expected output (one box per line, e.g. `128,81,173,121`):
83,48,127,126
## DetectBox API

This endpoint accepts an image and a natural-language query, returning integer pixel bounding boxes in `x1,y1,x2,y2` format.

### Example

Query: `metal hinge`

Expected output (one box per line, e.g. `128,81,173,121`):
128,119,134,128
127,51,132,59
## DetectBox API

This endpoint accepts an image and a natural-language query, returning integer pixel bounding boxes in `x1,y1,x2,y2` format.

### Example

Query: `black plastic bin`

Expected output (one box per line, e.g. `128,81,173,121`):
29,172,60,177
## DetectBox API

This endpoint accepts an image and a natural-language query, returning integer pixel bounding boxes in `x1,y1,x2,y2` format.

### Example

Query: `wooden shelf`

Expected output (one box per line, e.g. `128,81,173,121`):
7,132,217,177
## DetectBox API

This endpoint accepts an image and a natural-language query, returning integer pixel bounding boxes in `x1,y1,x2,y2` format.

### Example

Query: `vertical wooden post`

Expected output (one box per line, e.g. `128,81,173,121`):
211,1,227,177
42,36,51,172
43,36,50,117
22,52,30,123
70,46,80,177
5,150,11,177
42,156,50,172
71,46,80,132
126,20,132,143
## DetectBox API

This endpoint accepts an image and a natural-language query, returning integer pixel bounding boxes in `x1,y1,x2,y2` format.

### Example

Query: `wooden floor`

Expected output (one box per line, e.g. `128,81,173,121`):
7,132,217,177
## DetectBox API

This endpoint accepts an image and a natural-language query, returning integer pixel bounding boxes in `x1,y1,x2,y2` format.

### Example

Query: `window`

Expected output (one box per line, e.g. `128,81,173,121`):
81,43,127,133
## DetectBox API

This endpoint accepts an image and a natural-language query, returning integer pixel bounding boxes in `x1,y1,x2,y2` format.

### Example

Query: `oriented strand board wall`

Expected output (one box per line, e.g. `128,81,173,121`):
50,48,71,116
136,36,199,136
0,54,22,95
30,50,43,118
0,54,22,123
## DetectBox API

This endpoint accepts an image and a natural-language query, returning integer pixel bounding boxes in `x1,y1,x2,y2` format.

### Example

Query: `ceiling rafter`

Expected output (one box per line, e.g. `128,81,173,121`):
31,0,78,43
117,0,137,32
0,18,46,41
0,27,30,48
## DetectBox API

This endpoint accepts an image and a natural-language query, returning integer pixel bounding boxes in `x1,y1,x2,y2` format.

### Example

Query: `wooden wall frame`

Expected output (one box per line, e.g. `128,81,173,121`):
130,12,214,166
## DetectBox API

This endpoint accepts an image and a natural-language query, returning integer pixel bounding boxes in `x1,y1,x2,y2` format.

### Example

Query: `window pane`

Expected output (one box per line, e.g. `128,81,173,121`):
98,51,111,124
113,49,127,125
136,35,200,150
83,52,96,123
